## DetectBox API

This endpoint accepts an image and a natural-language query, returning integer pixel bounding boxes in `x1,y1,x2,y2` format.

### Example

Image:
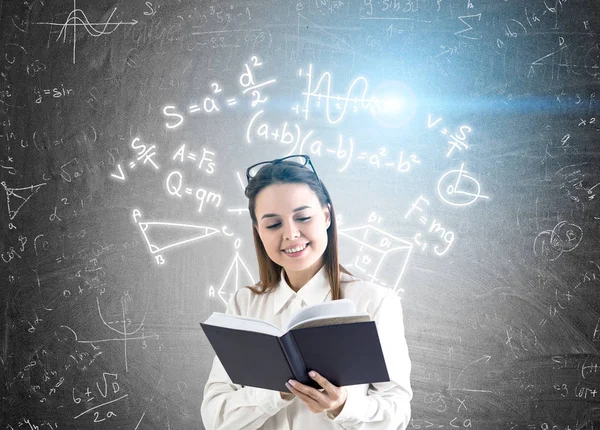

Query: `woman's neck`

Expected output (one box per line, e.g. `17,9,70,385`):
284,262,325,292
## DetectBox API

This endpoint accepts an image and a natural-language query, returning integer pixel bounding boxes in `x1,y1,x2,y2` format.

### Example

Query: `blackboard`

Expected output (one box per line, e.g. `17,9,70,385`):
1,0,600,428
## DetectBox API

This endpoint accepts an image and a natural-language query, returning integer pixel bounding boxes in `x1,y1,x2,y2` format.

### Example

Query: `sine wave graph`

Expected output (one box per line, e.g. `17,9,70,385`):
35,0,138,64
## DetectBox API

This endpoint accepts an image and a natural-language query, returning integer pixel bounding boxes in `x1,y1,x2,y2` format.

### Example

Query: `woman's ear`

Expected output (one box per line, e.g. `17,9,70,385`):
325,204,332,229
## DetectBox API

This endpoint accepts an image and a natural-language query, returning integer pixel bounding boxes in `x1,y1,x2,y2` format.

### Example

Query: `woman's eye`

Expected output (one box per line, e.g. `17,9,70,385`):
297,217,311,222
266,223,281,229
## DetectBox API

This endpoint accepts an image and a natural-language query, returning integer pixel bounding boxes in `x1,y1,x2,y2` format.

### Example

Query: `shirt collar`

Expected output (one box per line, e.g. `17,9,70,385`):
273,265,331,315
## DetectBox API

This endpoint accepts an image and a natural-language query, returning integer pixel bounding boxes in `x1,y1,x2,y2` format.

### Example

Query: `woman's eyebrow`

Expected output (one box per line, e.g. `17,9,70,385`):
260,205,312,220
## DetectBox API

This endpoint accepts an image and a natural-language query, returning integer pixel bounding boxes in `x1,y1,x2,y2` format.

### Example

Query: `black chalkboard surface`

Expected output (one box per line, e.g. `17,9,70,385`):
1,0,600,428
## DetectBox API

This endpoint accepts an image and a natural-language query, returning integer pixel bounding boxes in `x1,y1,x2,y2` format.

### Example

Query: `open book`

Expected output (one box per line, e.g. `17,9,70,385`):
201,299,390,392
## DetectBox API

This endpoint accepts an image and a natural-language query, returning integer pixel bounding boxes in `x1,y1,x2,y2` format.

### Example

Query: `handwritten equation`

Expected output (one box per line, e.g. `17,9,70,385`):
106,56,491,266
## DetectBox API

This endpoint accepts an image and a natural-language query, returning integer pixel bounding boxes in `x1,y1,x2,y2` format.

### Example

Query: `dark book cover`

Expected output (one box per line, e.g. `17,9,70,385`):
201,321,389,393
201,324,294,392
291,321,390,388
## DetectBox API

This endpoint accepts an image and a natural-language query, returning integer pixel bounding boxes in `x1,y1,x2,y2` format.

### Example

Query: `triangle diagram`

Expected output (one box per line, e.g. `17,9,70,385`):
136,221,220,254
2,181,47,220
217,252,256,304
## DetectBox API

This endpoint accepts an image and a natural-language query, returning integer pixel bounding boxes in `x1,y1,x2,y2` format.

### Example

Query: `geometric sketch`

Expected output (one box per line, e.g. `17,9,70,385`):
210,237,256,306
132,209,220,264
34,0,138,64
339,224,413,294
1,180,47,220
437,163,489,207
60,296,159,372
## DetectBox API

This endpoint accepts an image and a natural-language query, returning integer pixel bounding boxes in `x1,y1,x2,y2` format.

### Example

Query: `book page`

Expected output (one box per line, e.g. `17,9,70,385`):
204,312,283,336
285,299,357,331
289,314,371,331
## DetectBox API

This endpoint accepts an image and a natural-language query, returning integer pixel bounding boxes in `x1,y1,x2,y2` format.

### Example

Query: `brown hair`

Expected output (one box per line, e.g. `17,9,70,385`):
243,159,351,300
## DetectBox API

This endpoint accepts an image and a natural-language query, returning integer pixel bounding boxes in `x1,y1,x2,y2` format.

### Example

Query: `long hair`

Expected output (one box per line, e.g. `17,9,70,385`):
244,159,351,300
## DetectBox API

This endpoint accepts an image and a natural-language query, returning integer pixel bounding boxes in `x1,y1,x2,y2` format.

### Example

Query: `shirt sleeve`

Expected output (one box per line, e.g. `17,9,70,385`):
322,290,412,429
200,291,295,430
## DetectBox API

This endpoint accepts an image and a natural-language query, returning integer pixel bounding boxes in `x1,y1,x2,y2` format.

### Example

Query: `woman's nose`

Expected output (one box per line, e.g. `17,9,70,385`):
283,223,300,240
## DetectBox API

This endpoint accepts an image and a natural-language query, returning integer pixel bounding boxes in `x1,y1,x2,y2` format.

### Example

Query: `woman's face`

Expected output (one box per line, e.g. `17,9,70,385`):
254,183,331,283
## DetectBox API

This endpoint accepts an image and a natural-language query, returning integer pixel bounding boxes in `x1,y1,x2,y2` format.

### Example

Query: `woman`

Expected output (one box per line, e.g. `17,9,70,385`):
201,155,412,429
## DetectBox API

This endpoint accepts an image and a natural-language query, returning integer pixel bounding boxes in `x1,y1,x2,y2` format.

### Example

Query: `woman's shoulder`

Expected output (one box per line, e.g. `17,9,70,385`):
227,283,275,315
340,271,398,306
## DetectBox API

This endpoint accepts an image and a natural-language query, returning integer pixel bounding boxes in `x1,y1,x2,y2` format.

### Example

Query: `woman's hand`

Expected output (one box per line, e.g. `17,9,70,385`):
285,371,347,417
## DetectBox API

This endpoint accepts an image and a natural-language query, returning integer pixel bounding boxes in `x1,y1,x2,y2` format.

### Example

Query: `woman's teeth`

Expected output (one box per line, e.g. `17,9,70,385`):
284,244,307,254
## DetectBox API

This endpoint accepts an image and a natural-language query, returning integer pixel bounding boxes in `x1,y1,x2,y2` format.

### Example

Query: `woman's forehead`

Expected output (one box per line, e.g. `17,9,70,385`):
255,183,319,212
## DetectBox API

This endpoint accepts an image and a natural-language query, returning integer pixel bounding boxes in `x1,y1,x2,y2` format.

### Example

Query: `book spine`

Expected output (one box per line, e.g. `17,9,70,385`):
279,332,309,384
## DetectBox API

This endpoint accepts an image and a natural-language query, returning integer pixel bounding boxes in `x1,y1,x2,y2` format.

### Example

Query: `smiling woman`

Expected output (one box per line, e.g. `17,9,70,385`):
253,183,331,292
201,154,413,430
243,155,347,300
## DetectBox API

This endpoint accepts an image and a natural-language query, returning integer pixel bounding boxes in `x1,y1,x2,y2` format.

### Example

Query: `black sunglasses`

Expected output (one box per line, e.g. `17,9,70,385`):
245,154,319,183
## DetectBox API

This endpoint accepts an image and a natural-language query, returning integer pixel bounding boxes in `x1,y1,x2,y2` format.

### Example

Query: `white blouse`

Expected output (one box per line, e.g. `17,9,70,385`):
201,265,412,430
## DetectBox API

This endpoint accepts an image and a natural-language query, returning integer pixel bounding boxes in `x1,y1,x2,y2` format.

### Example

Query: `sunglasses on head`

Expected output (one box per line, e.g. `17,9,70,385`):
245,155,319,183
